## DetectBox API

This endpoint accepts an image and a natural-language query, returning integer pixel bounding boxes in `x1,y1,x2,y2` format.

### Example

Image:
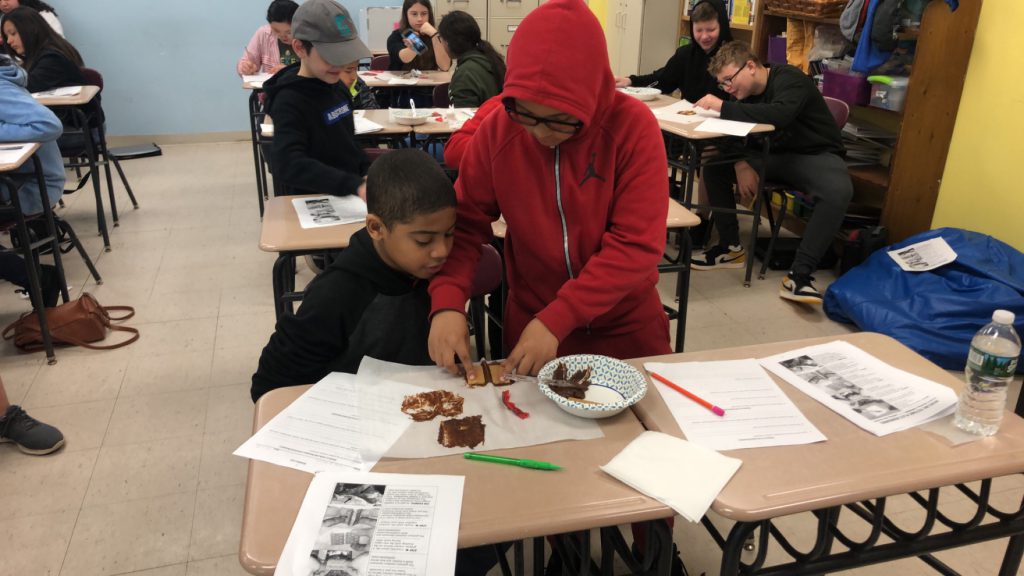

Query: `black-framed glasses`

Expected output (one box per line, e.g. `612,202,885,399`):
503,99,583,135
717,62,749,90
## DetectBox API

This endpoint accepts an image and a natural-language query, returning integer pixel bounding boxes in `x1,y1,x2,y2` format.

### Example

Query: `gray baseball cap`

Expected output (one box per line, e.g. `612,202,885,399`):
291,0,372,66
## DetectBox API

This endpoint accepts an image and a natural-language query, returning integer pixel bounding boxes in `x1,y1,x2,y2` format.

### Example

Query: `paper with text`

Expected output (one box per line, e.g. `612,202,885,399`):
276,471,463,576
888,237,957,272
694,117,756,137
292,195,368,229
652,99,720,125
234,372,423,474
760,341,958,437
644,360,826,450
31,85,82,98
243,73,272,88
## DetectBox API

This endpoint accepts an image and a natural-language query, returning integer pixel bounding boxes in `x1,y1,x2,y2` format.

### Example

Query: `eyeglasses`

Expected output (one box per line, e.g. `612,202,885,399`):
503,100,583,135
717,62,748,90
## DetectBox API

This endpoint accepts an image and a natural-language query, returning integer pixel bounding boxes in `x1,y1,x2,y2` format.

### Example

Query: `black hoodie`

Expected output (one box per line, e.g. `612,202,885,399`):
628,0,732,102
251,228,433,402
263,63,370,197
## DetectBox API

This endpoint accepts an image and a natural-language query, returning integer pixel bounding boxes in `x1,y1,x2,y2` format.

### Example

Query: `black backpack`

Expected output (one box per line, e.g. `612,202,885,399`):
841,225,889,275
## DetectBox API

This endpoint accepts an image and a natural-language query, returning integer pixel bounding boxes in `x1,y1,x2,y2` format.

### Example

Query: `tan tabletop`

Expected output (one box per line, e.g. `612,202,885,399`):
630,332,1024,523
32,85,100,107
410,108,476,135
239,384,670,575
259,195,363,253
491,197,698,239
0,142,40,172
644,94,774,139
359,69,452,88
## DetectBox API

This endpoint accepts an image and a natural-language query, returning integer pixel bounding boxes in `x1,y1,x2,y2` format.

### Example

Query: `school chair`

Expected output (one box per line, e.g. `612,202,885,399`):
756,96,851,280
0,156,71,364
431,83,450,108
370,55,390,70
468,243,503,360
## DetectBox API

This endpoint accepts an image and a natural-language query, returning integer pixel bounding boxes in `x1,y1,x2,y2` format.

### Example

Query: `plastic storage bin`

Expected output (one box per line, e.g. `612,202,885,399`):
867,75,909,112
822,70,869,106
767,36,787,65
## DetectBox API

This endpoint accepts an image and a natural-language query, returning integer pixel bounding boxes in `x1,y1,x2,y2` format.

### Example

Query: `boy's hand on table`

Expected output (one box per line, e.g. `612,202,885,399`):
695,94,723,113
429,310,472,375
503,319,558,376
614,76,631,88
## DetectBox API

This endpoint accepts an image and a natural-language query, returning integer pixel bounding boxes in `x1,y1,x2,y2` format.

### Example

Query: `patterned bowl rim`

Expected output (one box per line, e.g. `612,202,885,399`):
537,354,647,412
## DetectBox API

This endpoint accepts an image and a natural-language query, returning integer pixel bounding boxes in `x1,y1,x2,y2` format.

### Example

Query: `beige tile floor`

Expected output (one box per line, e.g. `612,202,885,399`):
0,141,1019,576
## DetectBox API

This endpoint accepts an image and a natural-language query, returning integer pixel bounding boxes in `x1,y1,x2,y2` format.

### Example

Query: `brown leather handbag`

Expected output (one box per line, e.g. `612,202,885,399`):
2,292,139,352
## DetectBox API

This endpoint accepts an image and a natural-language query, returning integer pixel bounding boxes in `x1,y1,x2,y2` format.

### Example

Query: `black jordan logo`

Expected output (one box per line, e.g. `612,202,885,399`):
579,152,606,186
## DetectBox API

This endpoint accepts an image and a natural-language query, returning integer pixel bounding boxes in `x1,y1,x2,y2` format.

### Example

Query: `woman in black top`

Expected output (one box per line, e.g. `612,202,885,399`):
615,0,732,102
387,0,450,72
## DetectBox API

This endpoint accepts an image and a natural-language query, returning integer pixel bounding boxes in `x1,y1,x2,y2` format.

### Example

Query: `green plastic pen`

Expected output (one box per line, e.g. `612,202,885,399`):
464,452,562,471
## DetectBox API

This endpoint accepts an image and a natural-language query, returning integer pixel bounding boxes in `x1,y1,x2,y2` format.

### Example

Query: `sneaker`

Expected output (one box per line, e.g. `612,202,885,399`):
0,405,65,455
691,244,746,270
780,272,823,304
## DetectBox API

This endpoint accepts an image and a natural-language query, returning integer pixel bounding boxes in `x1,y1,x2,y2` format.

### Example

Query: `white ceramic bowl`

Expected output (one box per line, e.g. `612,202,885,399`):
619,86,661,101
537,354,647,419
392,110,432,125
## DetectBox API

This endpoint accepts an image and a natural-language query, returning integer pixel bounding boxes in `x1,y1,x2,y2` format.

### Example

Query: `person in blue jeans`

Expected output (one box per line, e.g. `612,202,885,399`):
693,41,852,305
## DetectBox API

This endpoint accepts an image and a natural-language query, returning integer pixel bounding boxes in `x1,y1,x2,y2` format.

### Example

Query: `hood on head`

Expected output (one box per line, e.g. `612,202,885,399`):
0,55,28,88
501,0,613,133
689,0,733,53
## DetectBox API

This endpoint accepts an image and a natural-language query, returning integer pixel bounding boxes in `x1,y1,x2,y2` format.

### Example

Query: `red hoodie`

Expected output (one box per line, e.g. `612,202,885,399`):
429,0,670,357
443,93,503,168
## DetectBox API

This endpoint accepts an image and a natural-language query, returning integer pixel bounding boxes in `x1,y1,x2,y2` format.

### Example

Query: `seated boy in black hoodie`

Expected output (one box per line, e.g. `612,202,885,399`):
251,149,456,402
262,0,372,197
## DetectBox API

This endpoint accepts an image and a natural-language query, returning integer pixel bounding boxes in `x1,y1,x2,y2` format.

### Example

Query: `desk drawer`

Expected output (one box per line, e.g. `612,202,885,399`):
489,0,538,19
437,0,487,18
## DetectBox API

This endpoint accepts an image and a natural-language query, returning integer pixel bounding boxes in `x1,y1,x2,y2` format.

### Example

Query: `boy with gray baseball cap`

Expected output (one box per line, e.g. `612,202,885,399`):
263,0,373,197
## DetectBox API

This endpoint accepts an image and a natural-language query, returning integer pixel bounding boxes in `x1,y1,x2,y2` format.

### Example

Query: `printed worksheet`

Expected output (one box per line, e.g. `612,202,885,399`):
292,195,367,228
644,359,826,450
275,471,463,576
888,237,957,272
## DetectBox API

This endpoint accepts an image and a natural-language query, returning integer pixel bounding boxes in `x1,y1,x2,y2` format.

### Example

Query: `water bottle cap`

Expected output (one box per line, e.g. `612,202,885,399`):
993,309,1015,325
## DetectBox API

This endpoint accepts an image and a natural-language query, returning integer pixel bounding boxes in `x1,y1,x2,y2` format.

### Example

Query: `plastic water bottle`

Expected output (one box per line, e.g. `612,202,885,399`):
953,310,1021,436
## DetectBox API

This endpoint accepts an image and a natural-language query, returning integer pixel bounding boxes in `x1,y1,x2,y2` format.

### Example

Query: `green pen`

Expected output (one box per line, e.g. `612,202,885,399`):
464,452,562,471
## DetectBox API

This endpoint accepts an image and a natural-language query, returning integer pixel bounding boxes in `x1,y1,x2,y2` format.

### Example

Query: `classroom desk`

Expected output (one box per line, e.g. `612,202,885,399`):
35,85,113,251
491,198,700,352
645,94,775,287
239,383,676,576
629,332,1024,575
358,69,452,88
259,195,364,319
0,142,72,363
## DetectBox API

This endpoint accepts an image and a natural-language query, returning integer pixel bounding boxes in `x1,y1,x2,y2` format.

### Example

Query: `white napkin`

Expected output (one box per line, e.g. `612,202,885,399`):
601,431,741,522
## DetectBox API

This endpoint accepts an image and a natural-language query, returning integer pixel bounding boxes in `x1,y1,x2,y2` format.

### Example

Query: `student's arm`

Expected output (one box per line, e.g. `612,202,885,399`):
628,46,687,95
237,28,265,76
533,103,668,341
443,94,502,167
387,30,418,67
25,53,79,93
270,100,364,196
720,69,810,129
0,87,62,142
429,113,503,371
251,270,367,402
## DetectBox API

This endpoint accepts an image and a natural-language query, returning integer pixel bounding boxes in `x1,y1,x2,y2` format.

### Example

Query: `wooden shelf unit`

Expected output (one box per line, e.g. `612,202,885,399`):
743,0,981,242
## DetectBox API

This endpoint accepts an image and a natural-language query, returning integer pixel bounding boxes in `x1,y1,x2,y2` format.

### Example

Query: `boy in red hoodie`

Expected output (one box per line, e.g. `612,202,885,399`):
428,0,671,376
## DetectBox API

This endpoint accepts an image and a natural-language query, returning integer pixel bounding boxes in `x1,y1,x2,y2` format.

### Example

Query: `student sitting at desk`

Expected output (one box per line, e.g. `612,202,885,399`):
251,149,455,401
694,41,852,304
0,0,62,39
614,0,731,103
387,0,450,107
262,0,371,197
237,0,300,77
0,52,62,305
437,11,504,108
1,7,103,128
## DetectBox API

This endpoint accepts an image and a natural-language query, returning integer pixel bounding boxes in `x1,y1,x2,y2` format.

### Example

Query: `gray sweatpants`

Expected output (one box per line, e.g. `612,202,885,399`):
702,151,853,275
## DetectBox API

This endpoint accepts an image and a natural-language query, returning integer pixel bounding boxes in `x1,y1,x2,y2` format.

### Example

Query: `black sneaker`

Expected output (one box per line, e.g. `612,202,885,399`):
0,405,65,455
780,272,823,304
691,244,745,270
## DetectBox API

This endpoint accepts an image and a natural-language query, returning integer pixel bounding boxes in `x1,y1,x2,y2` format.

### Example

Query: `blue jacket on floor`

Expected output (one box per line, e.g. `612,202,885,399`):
0,55,65,215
